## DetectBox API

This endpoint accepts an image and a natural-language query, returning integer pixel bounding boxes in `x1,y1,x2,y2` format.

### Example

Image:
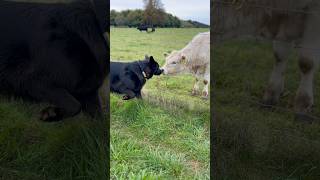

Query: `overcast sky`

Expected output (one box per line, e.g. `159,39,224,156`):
110,0,210,25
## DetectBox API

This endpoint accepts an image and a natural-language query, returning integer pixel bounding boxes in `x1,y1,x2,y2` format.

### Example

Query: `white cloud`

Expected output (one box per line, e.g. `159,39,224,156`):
110,0,210,25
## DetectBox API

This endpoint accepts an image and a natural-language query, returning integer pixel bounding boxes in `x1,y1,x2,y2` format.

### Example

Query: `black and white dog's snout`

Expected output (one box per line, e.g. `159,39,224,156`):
155,68,164,75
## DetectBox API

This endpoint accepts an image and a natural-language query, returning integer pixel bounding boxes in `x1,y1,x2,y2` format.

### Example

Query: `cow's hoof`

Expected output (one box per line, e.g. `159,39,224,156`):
202,92,209,100
294,112,317,124
259,102,273,109
259,99,277,109
40,107,62,122
294,93,313,113
201,96,209,100
191,90,199,96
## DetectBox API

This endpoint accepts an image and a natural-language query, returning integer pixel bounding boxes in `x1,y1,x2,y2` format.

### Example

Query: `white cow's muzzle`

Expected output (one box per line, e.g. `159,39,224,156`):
161,67,168,75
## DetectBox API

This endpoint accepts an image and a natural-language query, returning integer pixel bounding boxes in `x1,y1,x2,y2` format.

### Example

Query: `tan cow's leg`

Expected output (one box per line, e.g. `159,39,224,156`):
294,14,320,117
294,51,317,113
192,78,200,95
202,65,210,98
262,41,291,105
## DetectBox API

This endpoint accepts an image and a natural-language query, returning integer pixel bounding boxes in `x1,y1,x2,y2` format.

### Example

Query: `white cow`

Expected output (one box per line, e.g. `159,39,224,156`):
162,32,210,98
213,0,320,119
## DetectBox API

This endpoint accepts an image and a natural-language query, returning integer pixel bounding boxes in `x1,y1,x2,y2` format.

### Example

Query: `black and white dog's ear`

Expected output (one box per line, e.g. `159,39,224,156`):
149,56,155,62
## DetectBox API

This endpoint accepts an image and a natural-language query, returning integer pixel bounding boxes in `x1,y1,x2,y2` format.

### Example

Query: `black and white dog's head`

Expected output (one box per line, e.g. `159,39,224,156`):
139,55,163,79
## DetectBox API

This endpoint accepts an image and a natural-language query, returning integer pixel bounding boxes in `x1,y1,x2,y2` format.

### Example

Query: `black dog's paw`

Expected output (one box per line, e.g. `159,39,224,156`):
40,107,62,122
122,95,130,100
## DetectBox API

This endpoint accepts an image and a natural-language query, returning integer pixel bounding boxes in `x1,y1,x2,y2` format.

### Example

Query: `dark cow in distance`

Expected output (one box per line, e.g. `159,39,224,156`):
0,0,109,121
137,25,148,32
137,25,155,32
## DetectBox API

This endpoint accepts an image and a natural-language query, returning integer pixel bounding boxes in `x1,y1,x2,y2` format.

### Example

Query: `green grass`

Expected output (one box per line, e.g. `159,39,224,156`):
110,28,210,179
214,40,320,179
0,97,108,179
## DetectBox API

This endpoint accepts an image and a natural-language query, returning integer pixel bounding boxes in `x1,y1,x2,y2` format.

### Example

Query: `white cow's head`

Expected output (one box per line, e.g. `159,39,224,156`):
162,50,188,75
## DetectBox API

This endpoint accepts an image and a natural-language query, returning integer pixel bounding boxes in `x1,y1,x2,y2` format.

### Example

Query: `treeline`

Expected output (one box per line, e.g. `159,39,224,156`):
110,9,209,28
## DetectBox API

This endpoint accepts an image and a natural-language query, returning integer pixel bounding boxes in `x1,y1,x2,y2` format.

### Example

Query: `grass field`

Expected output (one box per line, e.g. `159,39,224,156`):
110,28,210,179
0,96,108,179
214,40,320,179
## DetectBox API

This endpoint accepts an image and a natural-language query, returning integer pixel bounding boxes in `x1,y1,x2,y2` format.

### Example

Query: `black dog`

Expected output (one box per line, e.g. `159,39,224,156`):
0,0,109,121
110,55,163,100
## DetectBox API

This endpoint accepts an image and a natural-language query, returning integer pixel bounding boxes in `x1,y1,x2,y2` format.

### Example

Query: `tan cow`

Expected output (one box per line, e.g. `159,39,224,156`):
162,32,210,98
213,0,320,119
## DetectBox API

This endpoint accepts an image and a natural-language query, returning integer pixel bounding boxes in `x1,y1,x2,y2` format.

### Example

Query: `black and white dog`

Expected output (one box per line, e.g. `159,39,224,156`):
110,55,163,100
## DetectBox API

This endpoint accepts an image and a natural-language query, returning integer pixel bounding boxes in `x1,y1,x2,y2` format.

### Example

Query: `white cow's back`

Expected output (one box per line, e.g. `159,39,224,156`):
182,32,210,66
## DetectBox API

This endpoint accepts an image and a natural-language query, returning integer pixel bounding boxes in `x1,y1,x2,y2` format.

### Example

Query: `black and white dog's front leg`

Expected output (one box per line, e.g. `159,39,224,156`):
78,90,103,120
122,89,136,100
28,85,81,122
135,91,142,99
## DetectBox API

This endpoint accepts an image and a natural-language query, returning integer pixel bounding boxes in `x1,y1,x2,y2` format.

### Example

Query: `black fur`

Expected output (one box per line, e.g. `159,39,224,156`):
110,56,163,100
137,25,155,32
137,25,148,32
0,0,109,121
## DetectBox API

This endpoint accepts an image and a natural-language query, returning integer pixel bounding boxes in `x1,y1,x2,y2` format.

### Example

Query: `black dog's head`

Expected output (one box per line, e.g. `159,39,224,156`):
142,55,163,79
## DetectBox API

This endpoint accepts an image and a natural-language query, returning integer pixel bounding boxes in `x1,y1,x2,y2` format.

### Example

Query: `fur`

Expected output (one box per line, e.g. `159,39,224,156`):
0,0,109,121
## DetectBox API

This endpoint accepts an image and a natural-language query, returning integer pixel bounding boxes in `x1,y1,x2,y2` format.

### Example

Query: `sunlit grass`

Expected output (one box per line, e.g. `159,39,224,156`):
110,28,210,179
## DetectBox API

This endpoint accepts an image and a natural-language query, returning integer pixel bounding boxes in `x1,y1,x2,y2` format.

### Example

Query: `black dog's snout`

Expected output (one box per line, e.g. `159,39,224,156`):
155,68,164,75
153,68,163,75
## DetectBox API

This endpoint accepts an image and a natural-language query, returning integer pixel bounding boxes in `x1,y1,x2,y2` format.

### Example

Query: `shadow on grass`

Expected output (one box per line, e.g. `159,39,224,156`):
0,97,108,180
214,40,320,179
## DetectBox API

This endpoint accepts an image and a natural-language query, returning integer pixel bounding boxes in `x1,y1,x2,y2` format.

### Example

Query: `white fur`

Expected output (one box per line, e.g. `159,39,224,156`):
162,32,210,98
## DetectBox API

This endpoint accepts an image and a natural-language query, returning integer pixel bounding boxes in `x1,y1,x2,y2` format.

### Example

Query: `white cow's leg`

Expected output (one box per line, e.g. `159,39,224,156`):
202,65,210,98
262,41,291,105
294,14,320,116
192,78,201,95
294,50,318,113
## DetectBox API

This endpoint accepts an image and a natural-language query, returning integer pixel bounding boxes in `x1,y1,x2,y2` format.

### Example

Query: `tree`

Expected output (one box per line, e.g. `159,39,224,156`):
142,0,165,26
115,13,126,26
109,9,210,28
110,10,117,26
127,10,144,27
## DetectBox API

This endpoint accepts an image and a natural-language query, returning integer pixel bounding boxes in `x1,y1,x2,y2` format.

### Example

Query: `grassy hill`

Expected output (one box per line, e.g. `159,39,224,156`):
181,20,210,28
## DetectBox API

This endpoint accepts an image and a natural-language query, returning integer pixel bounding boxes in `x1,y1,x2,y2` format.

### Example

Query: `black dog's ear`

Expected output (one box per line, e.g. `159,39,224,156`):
149,56,155,62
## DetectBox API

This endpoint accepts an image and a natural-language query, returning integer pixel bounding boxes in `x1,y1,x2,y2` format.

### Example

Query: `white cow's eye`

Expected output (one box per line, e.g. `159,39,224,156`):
172,62,177,64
